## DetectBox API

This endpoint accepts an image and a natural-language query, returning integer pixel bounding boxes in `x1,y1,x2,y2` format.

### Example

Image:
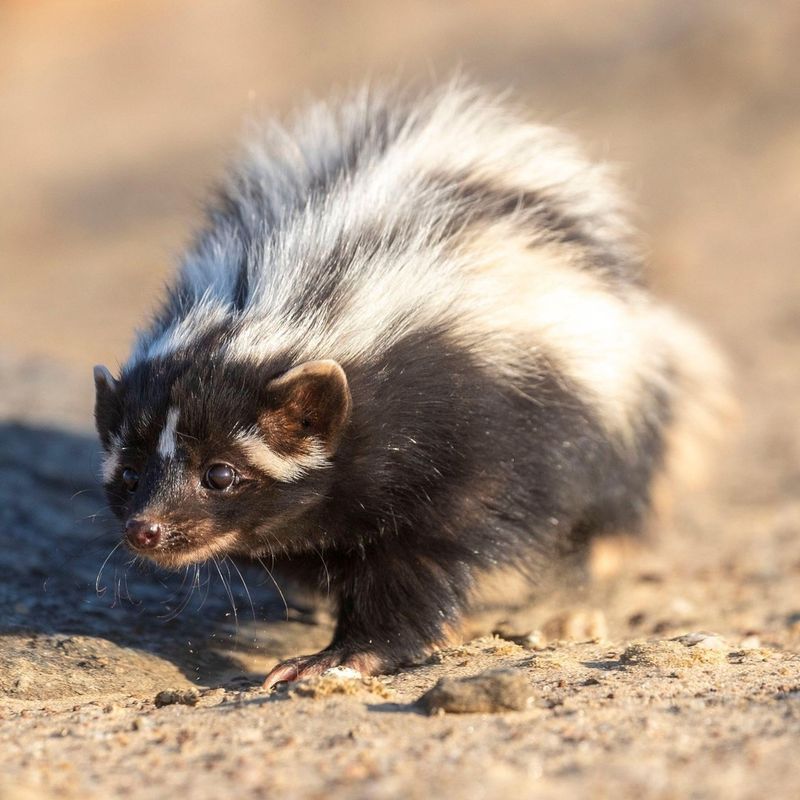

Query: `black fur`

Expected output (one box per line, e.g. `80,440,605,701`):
97,321,668,675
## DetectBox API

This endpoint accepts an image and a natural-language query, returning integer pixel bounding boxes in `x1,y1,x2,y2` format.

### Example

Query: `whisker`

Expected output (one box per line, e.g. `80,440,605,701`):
160,572,198,622
212,556,239,636
75,508,116,524
255,555,289,622
226,557,257,635
114,567,122,607
197,562,213,612
312,544,331,597
159,565,197,621
122,566,134,604
95,541,123,596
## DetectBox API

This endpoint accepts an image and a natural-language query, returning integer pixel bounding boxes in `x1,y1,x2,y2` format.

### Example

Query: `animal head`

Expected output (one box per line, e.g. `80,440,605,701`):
93,357,351,568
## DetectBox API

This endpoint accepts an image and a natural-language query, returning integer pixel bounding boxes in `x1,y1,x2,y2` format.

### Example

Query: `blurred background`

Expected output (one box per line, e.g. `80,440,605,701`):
1,0,797,365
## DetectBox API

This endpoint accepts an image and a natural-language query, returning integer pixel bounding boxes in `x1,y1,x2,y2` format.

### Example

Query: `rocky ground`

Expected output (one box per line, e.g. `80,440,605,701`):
1,1,799,798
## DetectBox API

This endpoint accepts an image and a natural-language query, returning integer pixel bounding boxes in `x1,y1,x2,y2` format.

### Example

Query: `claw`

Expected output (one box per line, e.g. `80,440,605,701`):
263,649,385,690
263,653,336,690
263,662,300,690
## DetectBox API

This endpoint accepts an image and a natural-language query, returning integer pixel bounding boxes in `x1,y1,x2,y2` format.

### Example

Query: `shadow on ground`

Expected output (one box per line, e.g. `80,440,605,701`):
0,422,330,700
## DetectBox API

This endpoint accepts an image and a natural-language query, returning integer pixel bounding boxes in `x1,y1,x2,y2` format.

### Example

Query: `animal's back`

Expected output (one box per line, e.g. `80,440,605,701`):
133,82,639,365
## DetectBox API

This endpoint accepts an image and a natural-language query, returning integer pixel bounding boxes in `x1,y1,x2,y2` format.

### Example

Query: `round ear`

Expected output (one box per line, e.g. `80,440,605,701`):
262,360,352,455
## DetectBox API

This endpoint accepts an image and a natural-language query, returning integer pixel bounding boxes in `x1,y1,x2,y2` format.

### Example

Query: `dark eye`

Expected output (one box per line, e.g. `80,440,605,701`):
204,463,237,491
121,468,139,493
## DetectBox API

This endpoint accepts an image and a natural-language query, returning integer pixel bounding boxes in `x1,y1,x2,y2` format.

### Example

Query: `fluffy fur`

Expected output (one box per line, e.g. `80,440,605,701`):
94,81,730,686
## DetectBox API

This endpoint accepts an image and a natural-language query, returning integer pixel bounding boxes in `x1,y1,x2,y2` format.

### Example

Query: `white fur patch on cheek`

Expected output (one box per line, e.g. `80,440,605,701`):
235,431,329,482
157,406,180,459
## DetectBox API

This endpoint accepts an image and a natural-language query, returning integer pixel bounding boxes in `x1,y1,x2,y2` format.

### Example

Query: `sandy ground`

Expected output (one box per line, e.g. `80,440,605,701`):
1,2,799,798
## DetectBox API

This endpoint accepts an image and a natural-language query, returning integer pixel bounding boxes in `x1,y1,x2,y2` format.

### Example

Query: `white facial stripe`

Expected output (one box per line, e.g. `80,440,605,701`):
100,434,123,484
235,432,329,483
157,406,180,459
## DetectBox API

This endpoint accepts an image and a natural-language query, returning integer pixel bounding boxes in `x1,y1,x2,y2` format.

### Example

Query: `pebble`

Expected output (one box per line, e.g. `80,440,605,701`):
154,689,200,708
674,632,726,650
418,669,534,714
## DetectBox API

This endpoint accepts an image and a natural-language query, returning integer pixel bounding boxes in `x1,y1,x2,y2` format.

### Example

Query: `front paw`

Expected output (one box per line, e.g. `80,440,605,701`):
263,648,384,690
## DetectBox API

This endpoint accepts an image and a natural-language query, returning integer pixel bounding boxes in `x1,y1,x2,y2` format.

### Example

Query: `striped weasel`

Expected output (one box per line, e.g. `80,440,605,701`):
93,82,730,686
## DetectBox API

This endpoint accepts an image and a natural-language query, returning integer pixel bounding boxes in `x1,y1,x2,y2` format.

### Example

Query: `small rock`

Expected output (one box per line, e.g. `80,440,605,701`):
417,669,534,714
674,632,726,650
154,689,200,708
729,647,774,663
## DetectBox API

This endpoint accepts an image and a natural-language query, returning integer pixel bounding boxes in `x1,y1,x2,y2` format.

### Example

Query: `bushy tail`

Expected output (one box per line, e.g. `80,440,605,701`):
653,305,737,493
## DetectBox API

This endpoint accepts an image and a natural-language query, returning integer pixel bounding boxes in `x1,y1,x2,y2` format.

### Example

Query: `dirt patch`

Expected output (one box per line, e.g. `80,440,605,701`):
278,669,395,701
620,634,730,669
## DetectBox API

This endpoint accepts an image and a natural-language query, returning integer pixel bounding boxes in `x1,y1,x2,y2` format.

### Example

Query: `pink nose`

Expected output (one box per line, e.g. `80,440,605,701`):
125,519,162,549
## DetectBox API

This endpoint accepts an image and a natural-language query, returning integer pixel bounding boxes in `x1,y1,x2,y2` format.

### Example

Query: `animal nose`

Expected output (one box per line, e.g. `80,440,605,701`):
125,518,162,550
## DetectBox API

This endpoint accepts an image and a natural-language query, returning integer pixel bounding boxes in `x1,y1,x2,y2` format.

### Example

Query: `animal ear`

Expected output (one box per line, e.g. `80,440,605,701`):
262,360,352,455
94,365,118,395
93,365,120,448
